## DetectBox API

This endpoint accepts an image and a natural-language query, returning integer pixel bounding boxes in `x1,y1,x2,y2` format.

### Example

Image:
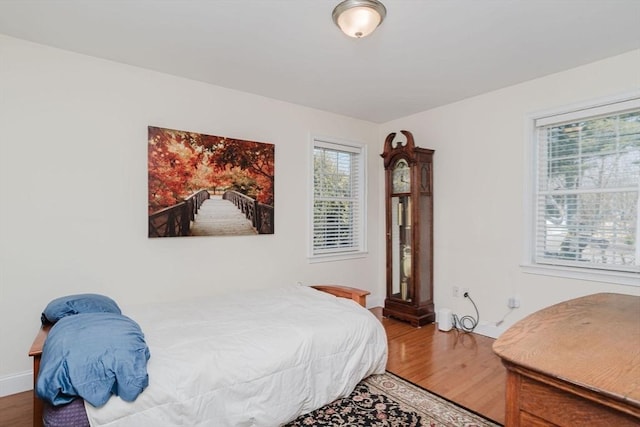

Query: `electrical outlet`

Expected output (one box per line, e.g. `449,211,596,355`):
452,286,460,297
508,296,521,309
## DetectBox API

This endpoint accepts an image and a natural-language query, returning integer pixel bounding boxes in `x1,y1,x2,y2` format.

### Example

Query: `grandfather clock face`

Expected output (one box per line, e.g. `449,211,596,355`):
392,159,410,193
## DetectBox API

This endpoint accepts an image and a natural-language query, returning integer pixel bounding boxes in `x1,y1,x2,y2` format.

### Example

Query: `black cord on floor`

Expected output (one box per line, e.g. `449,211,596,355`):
453,292,479,333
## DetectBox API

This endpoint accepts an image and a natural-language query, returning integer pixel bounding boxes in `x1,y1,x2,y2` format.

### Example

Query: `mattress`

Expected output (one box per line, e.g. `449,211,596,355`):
71,284,387,426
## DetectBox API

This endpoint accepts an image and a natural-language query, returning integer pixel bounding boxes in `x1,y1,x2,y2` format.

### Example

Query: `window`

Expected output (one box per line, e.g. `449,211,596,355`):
310,137,366,260
526,94,640,283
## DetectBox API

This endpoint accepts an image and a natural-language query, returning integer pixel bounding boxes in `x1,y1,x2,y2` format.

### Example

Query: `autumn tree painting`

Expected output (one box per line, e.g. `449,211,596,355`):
148,126,274,238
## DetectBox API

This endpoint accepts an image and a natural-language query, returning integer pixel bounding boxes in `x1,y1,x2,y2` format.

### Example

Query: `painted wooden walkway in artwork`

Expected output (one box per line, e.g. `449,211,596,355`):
190,196,257,236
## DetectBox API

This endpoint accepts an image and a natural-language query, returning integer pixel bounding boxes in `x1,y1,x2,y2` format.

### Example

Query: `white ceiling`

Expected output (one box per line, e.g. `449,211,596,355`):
1,0,639,123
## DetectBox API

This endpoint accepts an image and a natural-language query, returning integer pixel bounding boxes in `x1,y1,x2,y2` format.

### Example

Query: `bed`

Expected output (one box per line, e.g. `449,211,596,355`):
29,284,387,427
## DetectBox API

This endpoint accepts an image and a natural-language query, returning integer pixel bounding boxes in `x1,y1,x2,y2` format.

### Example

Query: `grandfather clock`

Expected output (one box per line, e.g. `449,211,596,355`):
381,130,435,327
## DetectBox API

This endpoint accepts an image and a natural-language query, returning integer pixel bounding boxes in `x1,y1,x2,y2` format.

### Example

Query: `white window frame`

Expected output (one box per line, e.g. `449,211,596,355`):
522,91,640,286
309,135,367,262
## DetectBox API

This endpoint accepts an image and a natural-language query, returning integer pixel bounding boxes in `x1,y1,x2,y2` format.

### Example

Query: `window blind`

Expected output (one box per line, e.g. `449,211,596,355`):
312,140,364,256
534,100,640,274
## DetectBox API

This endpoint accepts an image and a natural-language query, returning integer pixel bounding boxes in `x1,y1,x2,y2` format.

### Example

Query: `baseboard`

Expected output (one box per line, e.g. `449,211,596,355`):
471,321,504,339
367,295,385,309
0,370,32,397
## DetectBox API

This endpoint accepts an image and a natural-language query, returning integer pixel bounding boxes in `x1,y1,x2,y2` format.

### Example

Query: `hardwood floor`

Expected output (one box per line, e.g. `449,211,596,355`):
0,308,505,427
373,307,506,424
0,389,31,427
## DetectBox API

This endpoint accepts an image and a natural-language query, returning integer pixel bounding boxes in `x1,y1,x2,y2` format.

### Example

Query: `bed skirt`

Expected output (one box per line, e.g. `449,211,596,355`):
43,399,89,427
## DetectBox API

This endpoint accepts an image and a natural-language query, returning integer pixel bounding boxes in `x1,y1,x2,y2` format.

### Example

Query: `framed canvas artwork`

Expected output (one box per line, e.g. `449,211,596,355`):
148,126,274,238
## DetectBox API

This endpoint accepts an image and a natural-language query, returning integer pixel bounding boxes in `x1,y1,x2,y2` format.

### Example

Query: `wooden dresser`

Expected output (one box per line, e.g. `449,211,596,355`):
493,293,640,426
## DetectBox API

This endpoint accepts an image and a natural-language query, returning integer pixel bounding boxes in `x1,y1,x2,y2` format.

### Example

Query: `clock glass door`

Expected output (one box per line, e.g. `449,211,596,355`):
391,195,412,301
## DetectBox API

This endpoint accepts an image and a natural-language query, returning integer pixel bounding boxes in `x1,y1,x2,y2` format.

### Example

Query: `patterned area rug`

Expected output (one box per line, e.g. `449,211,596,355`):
285,372,501,427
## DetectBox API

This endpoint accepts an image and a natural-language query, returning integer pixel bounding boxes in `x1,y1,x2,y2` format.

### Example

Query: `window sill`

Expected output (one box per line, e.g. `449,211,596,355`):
308,251,368,263
521,263,640,287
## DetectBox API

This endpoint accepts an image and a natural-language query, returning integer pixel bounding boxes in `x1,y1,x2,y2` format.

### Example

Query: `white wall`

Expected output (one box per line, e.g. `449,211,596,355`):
0,35,384,395
380,49,640,338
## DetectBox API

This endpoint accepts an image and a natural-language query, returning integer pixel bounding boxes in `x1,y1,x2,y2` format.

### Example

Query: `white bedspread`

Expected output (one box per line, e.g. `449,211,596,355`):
85,285,387,427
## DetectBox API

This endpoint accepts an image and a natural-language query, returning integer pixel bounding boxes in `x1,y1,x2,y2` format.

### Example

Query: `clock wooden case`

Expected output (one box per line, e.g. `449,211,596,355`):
381,130,435,327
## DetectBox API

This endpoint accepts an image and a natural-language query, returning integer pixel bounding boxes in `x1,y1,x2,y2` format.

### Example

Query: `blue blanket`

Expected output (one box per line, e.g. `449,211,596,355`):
36,312,150,407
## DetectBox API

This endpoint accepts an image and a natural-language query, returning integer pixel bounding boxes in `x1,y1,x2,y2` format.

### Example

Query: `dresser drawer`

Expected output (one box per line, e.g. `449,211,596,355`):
518,376,638,427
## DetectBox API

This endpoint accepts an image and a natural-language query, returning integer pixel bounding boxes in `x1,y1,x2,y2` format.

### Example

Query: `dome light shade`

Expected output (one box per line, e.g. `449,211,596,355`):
332,0,387,38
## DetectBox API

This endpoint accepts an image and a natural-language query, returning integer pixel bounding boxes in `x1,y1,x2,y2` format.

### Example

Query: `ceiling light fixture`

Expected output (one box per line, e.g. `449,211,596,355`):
332,0,387,38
